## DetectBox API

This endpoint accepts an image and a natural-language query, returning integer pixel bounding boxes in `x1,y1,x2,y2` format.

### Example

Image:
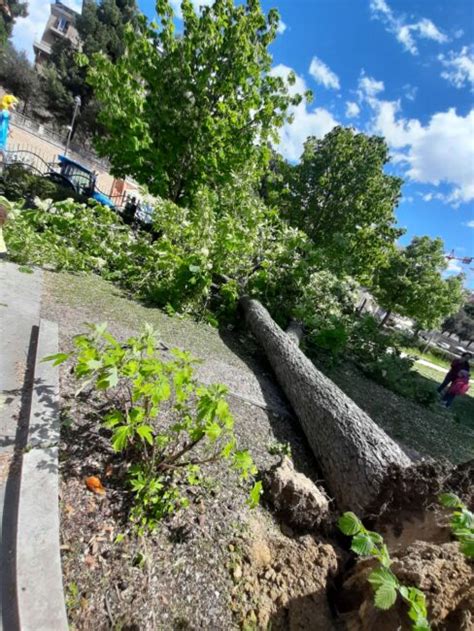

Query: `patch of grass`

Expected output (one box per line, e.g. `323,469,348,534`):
403,346,450,370
43,270,251,370
329,363,474,463
412,362,474,430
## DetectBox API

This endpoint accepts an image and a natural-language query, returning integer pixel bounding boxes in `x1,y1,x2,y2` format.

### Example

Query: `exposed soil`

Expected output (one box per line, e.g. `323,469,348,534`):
337,541,474,630
230,517,340,630
41,271,474,630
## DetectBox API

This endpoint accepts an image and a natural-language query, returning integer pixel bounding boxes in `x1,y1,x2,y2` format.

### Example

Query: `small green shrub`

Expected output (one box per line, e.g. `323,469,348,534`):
267,441,292,458
338,512,430,630
45,323,261,532
439,493,474,557
0,164,82,203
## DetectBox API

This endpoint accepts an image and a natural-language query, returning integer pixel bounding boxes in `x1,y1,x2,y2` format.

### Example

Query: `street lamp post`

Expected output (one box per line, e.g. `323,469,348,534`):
64,95,81,156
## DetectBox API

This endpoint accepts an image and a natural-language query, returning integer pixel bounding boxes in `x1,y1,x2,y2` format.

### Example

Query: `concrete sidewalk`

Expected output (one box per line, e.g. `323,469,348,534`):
0,261,43,630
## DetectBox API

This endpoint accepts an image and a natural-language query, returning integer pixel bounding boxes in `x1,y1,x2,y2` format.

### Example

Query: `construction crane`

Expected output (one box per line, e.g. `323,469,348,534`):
445,249,474,267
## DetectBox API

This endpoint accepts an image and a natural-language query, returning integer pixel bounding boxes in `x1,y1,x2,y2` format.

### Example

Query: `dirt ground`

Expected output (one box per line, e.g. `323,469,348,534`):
40,271,474,630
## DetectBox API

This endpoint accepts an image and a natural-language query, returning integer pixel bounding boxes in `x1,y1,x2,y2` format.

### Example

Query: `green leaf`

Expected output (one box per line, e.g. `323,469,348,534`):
86,358,102,371
338,512,363,536
368,567,398,590
233,450,257,479
137,424,154,445
205,422,222,442
374,583,397,610
111,425,130,451
351,533,375,556
221,438,236,459
42,352,70,366
439,492,463,509
460,539,474,558
97,366,119,389
103,410,123,429
247,481,263,508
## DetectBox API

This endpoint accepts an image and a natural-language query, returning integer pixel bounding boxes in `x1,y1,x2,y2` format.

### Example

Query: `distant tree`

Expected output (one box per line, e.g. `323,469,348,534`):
278,127,404,283
85,0,302,203
442,303,474,346
0,0,27,45
42,0,139,138
374,236,465,329
0,44,41,114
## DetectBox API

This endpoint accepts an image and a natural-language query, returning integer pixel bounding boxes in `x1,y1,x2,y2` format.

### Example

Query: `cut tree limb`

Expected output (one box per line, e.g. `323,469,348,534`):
240,296,411,513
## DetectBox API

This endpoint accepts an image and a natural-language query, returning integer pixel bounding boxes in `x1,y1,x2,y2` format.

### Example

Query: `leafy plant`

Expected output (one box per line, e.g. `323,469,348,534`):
86,0,304,203
439,492,474,558
338,512,430,630
267,441,292,458
45,323,260,531
0,164,82,204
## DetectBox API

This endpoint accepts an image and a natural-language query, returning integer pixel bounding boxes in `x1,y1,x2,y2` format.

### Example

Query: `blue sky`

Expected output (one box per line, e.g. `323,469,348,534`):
139,0,474,284
13,0,474,284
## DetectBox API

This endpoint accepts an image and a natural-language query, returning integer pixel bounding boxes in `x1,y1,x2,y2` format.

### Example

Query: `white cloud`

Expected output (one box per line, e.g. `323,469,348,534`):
368,91,474,204
403,84,418,101
308,56,340,90
345,101,360,118
270,64,338,162
12,0,82,61
277,20,287,35
358,72,385,99
439,46,474,89
369,0,447,55
465,220,474,228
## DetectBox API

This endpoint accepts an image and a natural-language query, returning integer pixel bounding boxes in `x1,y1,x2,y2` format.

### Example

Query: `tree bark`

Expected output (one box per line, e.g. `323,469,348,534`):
240,296,411,513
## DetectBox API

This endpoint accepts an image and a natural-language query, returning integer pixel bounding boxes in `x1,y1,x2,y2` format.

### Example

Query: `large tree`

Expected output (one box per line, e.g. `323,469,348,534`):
442,303,474,346
277,127,404,283
374,236,465,329
85,0,301,203
0,0,27,45
0,44,41,115
42,0,139,138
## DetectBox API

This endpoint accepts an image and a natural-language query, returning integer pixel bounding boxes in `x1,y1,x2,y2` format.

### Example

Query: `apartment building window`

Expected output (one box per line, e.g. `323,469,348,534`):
55,17,69,33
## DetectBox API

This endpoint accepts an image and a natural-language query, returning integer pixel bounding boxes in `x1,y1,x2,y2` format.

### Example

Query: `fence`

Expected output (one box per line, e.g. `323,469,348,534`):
11,111,111,173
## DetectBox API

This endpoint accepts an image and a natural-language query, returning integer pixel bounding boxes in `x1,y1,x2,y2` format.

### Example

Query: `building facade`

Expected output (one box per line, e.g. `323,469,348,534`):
33,1,81,69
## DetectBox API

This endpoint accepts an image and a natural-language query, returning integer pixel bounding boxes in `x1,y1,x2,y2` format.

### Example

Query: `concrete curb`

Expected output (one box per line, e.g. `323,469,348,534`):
16,319,68,631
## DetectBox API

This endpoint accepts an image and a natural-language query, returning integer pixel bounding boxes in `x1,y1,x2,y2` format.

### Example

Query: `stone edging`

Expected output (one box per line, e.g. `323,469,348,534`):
16,319,68,631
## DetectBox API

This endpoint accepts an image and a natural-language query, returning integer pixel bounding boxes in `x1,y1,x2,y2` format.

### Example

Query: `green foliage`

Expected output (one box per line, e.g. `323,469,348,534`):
0,44,41,115
47,323,259,531
442,303,474,345
439,493,474,558
4,197,144,275
42,0,139,138
374,236,465,331
0,0,27,44
86,0,303,203
338,512,430,630
267,441,292,458
276,127,404,283
0,165,82,204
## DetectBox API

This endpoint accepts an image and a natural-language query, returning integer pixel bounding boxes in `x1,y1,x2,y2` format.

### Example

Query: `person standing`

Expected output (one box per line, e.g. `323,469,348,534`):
441,370,470,408
437,352,472,393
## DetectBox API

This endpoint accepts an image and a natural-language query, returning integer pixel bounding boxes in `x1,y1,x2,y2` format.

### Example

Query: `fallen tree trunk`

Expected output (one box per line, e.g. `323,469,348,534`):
240,296,411,513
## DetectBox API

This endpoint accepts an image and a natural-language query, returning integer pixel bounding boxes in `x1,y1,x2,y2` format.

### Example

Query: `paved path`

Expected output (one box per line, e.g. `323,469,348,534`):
0,261,43,630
